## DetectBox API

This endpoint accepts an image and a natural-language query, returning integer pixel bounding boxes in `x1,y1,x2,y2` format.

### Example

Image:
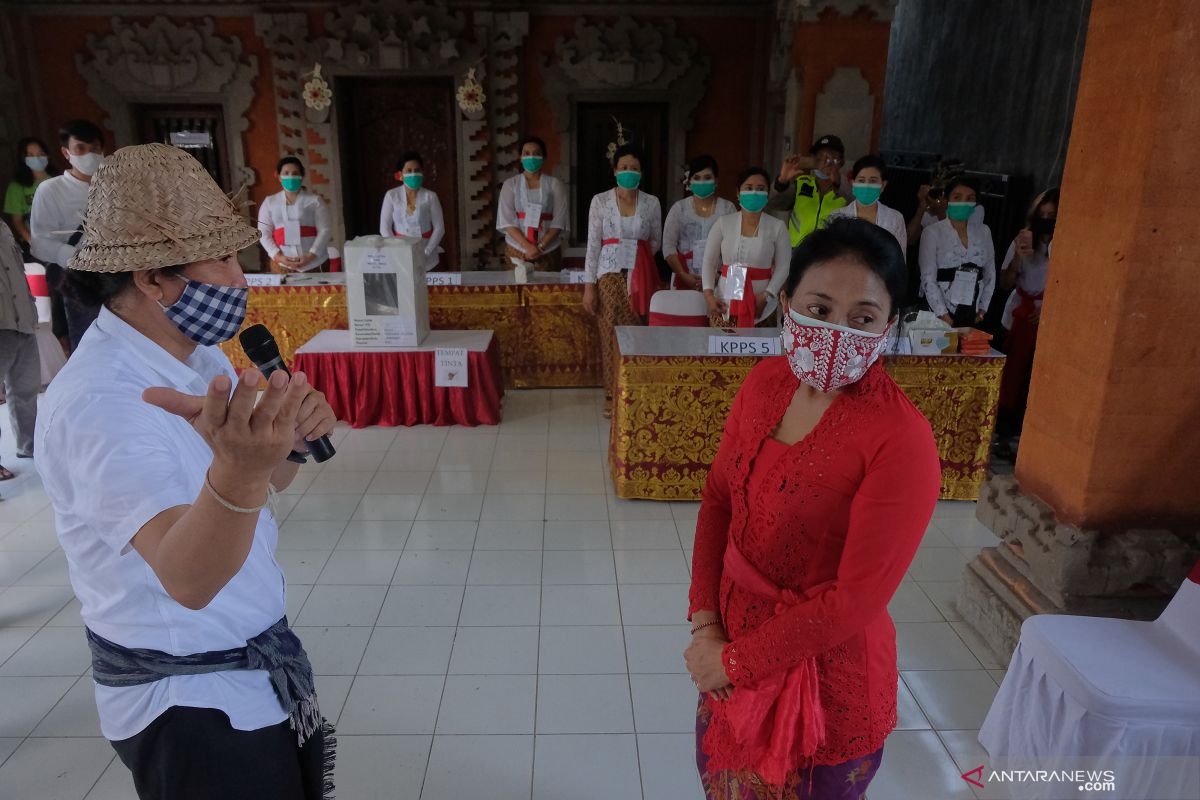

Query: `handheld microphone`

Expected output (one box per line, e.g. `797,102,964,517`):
239,324,336,463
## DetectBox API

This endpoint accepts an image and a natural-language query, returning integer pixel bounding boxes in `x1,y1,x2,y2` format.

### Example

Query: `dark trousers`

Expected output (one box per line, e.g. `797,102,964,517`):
111,706,326,800
950,303,977,328
42,262,99,350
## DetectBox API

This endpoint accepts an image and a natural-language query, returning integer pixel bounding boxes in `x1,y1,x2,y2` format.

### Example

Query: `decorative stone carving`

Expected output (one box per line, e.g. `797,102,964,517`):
778,0,898,22
277,0,491,267
76,17,259,191
541,17,709,128
957,472,1200,664
473,10,529,267
539,16,710,224
813,67,874,163
254,13,309,164
314,0,472,72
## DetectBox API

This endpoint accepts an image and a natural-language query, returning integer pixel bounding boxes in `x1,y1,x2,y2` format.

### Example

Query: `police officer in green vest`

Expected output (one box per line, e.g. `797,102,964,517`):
767,134,849,248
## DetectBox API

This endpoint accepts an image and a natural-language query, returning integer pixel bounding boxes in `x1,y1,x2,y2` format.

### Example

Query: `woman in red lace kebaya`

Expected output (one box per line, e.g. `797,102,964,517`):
685,217,942,799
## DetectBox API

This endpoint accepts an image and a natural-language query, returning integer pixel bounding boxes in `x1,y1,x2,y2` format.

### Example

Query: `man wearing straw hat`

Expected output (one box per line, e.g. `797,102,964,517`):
35,143,337,799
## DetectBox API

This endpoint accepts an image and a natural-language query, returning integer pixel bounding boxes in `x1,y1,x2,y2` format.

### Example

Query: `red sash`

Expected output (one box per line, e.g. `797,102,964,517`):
668,251,699,290
716,540,827,785
392,229,434,240
272,226,317,247
721,264,774,327
1012,287,1044,320
26,274,49,298
601,237,658,316
516,211,553,243
648,311,707,327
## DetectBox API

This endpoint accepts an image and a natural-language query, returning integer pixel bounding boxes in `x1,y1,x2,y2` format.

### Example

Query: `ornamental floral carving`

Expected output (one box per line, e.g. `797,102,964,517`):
314,0,471,71
76,16,259,190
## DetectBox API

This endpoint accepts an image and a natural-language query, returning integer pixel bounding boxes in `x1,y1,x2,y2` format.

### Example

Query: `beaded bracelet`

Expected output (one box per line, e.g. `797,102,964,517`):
204,471,268,514
690,620,722,636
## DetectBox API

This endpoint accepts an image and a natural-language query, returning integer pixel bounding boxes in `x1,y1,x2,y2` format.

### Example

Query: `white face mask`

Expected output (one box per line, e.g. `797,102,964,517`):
69,152,104,177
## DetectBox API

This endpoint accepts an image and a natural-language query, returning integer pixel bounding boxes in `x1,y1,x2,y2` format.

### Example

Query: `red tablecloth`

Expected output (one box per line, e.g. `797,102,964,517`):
293,330,504,428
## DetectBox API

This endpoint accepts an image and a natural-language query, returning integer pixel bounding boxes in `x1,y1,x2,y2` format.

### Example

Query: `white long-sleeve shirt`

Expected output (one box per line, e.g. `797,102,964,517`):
701,211,791,321
256,190,331,271
827,200,907,252
583,189,662,283
918,217,996,317
662,195,736,276
496,173,568,252
999,239,1050,329
30,172,90,267
380,186,445,269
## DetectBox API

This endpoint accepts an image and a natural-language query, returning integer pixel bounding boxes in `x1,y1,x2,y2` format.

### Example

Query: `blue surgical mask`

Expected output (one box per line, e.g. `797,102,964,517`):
25,155,48,172
159,279,249,346
814,169,831,181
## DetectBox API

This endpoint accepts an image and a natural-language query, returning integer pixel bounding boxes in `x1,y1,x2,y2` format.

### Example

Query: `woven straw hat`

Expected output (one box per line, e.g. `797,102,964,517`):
69,142,259,273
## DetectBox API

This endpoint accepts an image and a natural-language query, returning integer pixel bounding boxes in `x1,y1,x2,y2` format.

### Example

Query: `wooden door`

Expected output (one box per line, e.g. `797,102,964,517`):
574,102,670,239
134,104,230,190
337,77,459,269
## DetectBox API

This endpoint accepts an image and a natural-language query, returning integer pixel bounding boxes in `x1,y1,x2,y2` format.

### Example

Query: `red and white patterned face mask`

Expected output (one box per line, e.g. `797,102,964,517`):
780,307,891,393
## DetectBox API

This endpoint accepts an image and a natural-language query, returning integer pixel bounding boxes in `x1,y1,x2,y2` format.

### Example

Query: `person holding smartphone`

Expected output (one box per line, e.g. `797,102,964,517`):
765,134,848,248
994,187,1059,459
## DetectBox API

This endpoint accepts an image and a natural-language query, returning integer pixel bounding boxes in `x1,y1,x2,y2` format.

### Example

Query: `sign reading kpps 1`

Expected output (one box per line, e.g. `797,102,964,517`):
708,336,781,356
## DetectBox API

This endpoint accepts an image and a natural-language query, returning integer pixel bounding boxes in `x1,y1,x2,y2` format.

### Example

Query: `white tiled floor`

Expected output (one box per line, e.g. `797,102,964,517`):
0,387,1007,799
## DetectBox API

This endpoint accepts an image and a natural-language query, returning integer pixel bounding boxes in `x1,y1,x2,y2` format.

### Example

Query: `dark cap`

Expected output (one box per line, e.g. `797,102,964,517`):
809,135,845,157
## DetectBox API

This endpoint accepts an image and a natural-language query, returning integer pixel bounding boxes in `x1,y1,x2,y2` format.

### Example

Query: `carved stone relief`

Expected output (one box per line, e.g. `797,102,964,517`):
76,17,259,192
813,66,874,163
256,1,499,266
539,16,710,226
779,0,898,22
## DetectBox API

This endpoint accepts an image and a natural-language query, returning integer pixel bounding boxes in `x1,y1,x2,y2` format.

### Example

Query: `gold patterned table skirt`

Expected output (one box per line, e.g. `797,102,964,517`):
610,353,1005,502
219,283,602,389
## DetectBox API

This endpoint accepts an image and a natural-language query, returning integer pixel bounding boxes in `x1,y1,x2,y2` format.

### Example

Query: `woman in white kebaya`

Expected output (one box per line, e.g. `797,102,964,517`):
662,154,735,290
380,151,446,271
702,167,791,327
257,157,331,273
496,135,569,271
582,143,663,416
827,155,907,252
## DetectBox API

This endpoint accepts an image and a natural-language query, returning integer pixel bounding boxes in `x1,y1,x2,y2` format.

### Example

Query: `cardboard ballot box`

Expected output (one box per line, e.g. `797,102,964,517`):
344,235,429,348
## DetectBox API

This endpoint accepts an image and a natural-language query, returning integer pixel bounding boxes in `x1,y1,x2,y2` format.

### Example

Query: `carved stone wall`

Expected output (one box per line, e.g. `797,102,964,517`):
257,1,502,267
76,17,259,192
539,16,710,224
813,66,873,163
958,473,1200,663
253,13,308,164
480,11,529,265
779,0,898,22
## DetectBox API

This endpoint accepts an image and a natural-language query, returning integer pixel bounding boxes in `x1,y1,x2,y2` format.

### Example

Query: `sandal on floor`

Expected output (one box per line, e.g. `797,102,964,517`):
0,465,15,481
16,452,33,459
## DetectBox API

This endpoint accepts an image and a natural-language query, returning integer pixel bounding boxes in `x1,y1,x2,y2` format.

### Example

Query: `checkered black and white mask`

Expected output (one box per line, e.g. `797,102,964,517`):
159,279,249,347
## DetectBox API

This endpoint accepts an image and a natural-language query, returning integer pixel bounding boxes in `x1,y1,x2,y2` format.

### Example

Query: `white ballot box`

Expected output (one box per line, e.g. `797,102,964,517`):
344,235,430,348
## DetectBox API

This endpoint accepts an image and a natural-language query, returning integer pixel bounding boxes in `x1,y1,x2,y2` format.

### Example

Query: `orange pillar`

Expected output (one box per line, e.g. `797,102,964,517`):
1016,0,1200,530
961,0,1200,662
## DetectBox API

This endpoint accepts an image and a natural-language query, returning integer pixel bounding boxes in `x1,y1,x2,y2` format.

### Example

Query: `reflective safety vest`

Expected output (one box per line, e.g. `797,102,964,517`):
785,175,847,247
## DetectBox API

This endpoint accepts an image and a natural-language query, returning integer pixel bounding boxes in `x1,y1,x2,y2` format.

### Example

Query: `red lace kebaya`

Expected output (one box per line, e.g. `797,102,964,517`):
689,355,941,780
